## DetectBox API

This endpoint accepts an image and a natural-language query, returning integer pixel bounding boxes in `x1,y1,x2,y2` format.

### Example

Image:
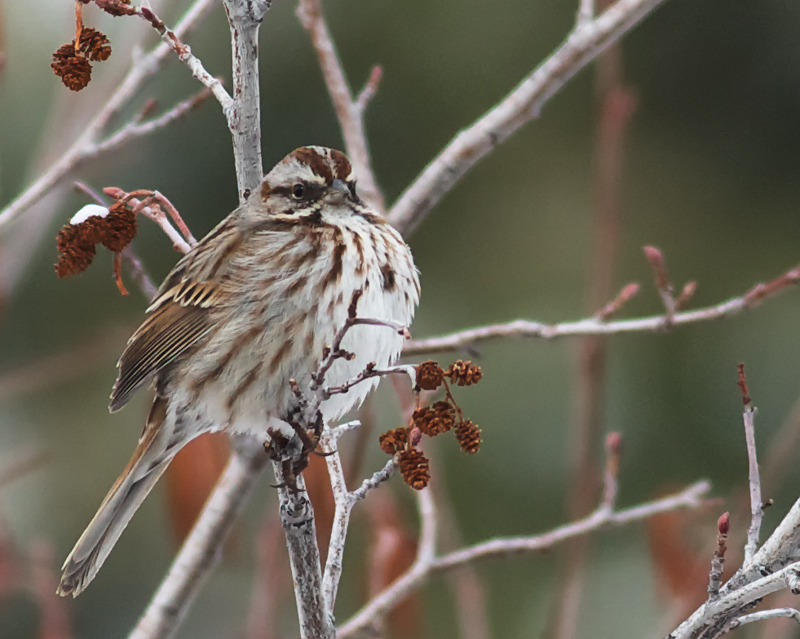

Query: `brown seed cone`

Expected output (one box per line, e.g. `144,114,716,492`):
94,0,137,16
398,448,430,490
51,44,92,91
51,43,76,66
455,420,481,454
416,360,444,391
101,206,137,251
447,360,483,386
77,216,109,245
379,427,408,455
412,400,455,436
55,225,96,277
78,27,112,62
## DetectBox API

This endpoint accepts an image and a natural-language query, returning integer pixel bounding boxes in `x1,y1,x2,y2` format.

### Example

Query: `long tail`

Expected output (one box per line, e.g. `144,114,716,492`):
58,398,173,597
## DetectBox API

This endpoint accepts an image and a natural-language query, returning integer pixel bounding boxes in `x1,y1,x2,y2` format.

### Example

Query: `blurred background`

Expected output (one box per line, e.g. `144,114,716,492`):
2,0,800,637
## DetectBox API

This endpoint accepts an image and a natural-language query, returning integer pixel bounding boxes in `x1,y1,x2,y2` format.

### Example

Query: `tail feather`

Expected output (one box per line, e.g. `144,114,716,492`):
58,398,172,597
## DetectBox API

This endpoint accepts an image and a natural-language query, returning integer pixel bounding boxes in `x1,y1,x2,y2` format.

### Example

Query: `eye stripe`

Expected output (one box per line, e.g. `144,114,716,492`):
268,185,294,198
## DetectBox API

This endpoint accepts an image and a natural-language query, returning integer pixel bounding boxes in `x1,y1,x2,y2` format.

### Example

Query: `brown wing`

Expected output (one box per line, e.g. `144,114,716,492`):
109,221,245,412
109,301,212,411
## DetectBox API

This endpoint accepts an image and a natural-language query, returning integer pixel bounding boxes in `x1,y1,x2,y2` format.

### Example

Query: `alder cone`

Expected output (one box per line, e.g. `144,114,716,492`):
379,427,408,454
398,449,430,490
447,360,482,386
413,401,455,436
416,360,444,390
455,420,481,454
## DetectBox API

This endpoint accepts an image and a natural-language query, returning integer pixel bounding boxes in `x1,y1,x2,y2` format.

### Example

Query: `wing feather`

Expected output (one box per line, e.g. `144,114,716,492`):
109,221,249,412
108,215,298,412
109,303,213,411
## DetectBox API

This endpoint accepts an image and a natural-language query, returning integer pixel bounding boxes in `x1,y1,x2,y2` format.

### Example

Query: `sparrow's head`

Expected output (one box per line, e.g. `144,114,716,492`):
259,146,360,214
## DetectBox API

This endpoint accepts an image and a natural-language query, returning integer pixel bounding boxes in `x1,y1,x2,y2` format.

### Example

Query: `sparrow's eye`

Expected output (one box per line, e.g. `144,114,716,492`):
292,183,306,199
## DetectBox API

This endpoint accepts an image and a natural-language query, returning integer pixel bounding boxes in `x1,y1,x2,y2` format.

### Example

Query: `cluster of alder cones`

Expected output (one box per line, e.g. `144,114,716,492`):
380,360,483,490
55,201,137,278
51,0,136,91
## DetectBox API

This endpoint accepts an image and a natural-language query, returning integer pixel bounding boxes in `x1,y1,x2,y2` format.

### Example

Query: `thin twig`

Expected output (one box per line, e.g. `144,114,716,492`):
707,512,729,601
388,0,673,236
296,0,384,211
350,458,397,504
321,425,395,611
738,364,762,564
726,496,800,593
0,0,218,231
121,246,158,301
643,245,677,325
672,395,800,639
320,429,350,611
128,439,267,639
148,191,197,246
577,0,595,26
730,608,800,629
671,562,800,639
72,181,159,300
104,188,194,254
595,283,639,320
355,66,383,114
338,480,710,637
325,364,416,398
95,88,212,157
139,7,233,111
402,261,800,355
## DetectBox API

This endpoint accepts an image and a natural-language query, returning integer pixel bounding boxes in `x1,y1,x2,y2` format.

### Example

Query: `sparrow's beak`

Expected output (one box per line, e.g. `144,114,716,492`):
327,179,350,203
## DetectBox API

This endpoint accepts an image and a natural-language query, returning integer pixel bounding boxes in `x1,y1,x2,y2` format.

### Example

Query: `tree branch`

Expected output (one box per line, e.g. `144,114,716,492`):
296,0,384,211
730,608,800,629
669,372,800,638
402,261,800,355
320,426,395,611
272,462,335,639
222,0,271,199
738,364,763,564
140,7,233,111
387,0,673,236
671,562,800,639
128,439,267,639
140,0,269,200
338,480,710,637
0,0,218,231
94,88,212,157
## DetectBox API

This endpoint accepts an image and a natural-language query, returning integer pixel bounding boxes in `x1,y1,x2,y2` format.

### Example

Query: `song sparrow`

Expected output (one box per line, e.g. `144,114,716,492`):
58,146,420,597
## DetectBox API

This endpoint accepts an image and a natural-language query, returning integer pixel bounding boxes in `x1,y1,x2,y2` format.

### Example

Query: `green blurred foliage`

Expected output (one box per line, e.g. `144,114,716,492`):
1,0,800,637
